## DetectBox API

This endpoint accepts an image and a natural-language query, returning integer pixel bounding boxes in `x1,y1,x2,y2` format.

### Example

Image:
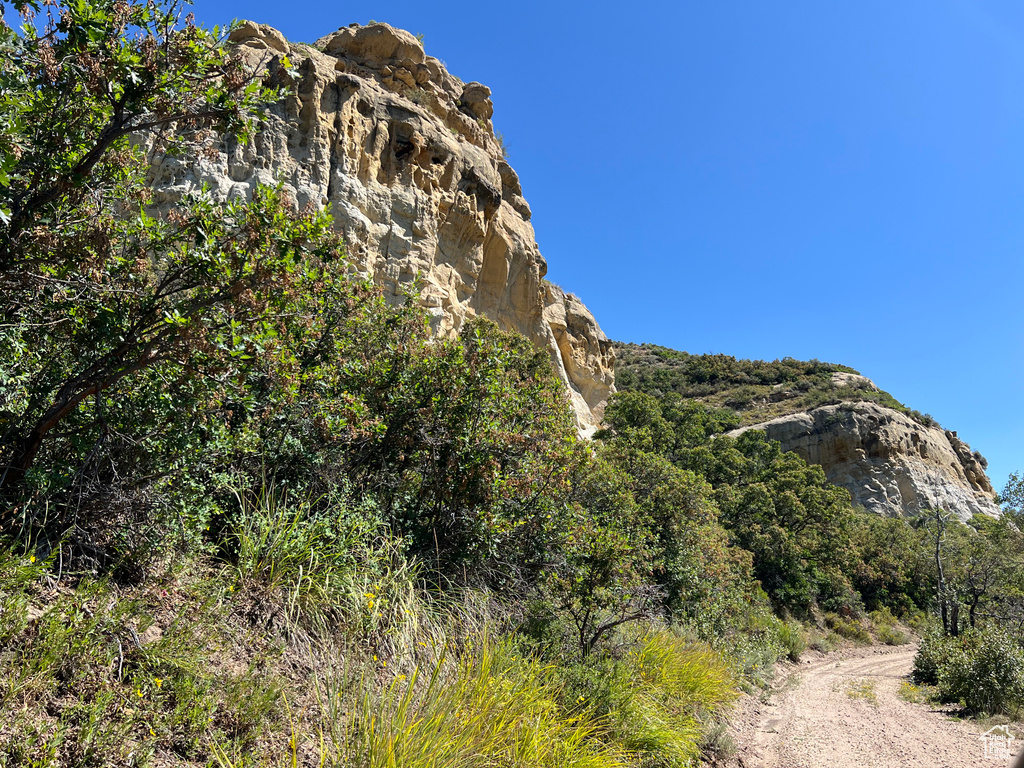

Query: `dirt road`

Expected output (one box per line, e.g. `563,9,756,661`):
728,644,1019,768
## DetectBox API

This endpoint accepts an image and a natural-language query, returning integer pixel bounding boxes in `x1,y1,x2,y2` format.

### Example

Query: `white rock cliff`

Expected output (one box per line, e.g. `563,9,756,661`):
731,402,1000,520
147,21,614,431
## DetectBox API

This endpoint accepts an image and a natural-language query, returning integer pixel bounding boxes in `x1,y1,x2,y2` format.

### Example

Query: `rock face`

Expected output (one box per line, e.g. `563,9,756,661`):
147,21,614,430
731,402,1000,520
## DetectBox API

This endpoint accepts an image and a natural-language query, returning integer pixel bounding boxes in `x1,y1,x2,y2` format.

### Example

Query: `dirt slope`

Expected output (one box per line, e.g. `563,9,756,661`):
727,644,1019,768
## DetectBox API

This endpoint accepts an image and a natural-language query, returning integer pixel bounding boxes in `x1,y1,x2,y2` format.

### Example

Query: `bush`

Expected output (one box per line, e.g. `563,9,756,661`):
717,606,789,690
870,607,909,645
806,630,840,653
877,624,910,646
936,629,1024,715
0,551,283,764
777,622,806,662
912,630,949,685
824,614,871,644
915,629,1024,715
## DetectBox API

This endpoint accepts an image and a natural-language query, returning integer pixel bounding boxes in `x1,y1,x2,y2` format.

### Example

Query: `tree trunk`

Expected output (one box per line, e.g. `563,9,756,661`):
932,509,952,635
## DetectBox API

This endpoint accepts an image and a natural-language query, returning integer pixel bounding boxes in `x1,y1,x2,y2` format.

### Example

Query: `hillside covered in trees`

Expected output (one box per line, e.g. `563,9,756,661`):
1,3,1023,765
613,342,934,427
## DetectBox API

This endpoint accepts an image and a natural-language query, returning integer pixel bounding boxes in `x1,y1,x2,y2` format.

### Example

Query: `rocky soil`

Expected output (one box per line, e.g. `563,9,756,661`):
726,644,1019,768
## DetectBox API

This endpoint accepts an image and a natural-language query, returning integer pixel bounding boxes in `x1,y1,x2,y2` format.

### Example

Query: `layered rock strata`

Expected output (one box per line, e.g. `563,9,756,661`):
731,402,1000,520
147,21,614,430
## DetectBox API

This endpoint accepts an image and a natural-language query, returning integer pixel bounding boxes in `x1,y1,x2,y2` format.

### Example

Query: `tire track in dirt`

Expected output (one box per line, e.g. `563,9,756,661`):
728,644,1020,768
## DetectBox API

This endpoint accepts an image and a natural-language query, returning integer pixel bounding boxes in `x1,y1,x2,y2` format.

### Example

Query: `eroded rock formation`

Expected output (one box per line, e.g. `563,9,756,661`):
731,402,1000,520
147,21,614,430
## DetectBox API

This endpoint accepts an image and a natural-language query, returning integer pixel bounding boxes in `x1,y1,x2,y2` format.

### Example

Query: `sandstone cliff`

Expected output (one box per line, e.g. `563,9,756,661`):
731,402,1000,520
147,21,614,431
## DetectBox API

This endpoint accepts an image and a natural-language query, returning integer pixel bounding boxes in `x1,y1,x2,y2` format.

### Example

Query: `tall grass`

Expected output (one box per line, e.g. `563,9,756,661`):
320,639,625,768
227,483,419,642
614,631,739,765
3,540,742,768
551,628,739,767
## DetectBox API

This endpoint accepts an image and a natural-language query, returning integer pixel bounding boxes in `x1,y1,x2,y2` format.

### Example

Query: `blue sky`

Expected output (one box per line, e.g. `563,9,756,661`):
191,0,1023,493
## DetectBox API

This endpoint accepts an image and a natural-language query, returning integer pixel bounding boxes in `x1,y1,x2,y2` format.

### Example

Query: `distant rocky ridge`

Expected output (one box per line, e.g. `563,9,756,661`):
613,343,1000,521
146,21,614,431
730,403,1000,521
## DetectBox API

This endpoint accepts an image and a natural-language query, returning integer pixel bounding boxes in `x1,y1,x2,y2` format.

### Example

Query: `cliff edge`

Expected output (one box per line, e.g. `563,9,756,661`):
730,402,1000,520
147,21,614,431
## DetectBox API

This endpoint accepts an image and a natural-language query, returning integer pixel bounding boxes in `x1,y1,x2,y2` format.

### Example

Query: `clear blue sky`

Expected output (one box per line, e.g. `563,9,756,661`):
191,0,1023,493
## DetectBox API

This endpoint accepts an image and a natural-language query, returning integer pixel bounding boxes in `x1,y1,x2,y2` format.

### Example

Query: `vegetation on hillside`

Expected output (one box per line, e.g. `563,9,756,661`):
0,3,752,762
611,351,1024,717
1,2,1023,765
613,342,938,427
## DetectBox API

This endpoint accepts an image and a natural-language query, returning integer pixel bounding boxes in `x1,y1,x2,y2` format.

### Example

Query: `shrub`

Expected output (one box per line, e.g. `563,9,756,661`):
0,551,284,764
824,614,871,644
936,629,1024,715
877,624,910,646
806,630,840,653
777,622,806,662
870,607,910,645
913,630,949,685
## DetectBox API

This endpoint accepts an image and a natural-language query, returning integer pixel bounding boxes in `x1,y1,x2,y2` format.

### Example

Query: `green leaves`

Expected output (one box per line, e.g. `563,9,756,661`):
0,0,282,245
0,0,342,543
600,384,858,616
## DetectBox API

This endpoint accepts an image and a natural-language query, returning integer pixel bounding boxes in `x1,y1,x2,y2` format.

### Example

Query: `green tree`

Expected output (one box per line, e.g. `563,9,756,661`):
705,431,856,614
0,0,280,517
336,316,580,575
598,442,753,631
541,454,659,657
598,390,857,615
848,513,929,614
1001,473,1024,529
598,389,739,459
